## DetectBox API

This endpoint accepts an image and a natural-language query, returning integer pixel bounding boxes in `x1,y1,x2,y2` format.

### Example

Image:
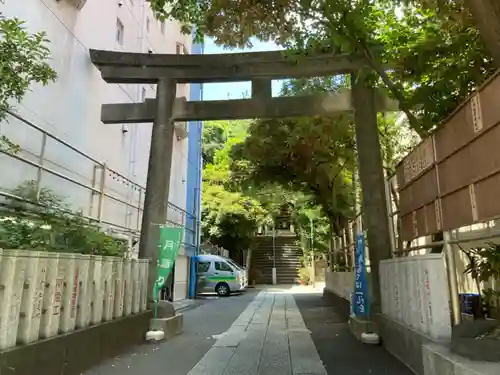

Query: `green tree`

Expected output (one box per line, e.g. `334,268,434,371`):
201,122,265,256
463,0,500,67
230,77,357,236
202,119,250,165
403,0,500,68
201,183,264,254
149,0,495,136
0,15,57,152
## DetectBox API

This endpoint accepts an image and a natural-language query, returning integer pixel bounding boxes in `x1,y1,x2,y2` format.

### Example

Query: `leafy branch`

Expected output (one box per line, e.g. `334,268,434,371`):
0,14,57,152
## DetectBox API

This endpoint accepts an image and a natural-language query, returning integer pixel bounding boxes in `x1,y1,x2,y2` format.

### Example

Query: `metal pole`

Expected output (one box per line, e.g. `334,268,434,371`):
35,133,47,201
349,223,356,272
89,164,97,217
384,175,397,255
138,77,177,306
272,223,277,285
444,230,461,325
97,163,107,222
272,225,276,267
136,188,142,230
310,217,316,286
342,228,348,269
333,236,338,271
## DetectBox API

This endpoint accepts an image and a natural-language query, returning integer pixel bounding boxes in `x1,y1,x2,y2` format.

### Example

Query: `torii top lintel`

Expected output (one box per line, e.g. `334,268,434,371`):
89,49,369,84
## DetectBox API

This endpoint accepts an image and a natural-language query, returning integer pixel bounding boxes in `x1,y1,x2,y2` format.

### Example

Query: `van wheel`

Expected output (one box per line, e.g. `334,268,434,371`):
216,282,230,297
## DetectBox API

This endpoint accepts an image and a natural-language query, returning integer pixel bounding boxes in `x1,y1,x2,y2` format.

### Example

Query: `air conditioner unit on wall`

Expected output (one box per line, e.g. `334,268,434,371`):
66,0,87,10
174,122,188,140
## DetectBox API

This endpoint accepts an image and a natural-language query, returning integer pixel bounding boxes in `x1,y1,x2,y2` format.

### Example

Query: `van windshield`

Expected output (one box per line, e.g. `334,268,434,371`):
226,259,243,270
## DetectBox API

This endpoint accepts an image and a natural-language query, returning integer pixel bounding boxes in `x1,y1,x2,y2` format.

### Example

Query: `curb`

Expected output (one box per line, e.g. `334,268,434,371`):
175,300,204,314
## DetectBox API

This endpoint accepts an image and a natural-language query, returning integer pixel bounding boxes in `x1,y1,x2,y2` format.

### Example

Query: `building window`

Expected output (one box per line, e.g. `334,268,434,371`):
116,19,124,45
146,17,150,32
175,43,184,55
160,21,165,34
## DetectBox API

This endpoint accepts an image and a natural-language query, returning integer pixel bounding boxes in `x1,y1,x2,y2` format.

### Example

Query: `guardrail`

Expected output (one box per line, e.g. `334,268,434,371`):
0,110,196,247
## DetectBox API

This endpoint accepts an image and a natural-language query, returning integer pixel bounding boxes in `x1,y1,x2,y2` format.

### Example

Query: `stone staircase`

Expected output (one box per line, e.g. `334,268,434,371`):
250,235,303,284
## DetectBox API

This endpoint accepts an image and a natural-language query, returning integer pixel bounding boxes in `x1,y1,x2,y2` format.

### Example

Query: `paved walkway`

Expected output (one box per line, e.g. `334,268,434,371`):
188,289,326,375
86,291,259,375
294,290,413,375
86,286,412,375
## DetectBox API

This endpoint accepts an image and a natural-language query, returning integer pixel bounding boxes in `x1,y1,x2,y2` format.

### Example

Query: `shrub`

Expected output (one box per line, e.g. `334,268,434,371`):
0,181,126,256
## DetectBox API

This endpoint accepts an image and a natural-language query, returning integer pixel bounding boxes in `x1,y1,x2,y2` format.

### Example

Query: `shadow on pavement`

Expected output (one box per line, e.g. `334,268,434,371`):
85,289,259,375
293,291,414,375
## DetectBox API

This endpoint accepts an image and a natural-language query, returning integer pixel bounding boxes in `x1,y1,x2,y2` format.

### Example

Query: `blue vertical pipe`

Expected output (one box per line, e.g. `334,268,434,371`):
187,35,204,299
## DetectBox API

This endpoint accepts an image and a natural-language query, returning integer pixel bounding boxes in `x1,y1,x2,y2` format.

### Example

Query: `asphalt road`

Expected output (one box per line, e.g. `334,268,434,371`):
293,291,413,375
85,289,258,375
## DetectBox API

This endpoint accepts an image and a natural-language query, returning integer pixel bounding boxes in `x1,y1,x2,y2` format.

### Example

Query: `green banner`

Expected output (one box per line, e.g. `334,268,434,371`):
154,225,183,300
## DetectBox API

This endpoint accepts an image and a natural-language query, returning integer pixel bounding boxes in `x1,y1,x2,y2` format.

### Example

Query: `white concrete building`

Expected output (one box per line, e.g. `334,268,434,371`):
0,0,193,300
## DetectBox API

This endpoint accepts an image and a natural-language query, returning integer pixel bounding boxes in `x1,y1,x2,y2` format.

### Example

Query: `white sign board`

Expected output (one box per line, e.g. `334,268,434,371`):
380,255,451,341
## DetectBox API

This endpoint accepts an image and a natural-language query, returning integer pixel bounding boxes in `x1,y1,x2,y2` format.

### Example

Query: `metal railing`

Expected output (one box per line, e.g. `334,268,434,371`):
327,212,364,272
385,173,500,325
325,172,500,327
0,110,196,245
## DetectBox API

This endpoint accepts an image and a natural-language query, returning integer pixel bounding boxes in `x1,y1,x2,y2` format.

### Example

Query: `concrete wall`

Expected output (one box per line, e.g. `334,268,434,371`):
1,0,191,228
324,271,354,300
380,255,452,342
324,270,373,301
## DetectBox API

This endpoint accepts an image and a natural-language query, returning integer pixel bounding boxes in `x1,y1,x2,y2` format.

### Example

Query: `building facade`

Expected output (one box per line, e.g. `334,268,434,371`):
1,0,201,301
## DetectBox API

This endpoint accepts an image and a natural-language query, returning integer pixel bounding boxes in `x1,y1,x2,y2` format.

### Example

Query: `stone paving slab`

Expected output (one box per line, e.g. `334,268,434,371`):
186,289,327,375
258,330,291,375
222,325,267,375
188,347,236,375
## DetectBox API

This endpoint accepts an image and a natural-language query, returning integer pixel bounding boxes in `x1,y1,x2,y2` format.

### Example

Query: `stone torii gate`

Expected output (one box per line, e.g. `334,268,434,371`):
89,49,397,312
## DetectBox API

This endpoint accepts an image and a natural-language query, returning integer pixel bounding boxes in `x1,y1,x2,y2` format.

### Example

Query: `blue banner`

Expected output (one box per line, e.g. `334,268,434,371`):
353,233,370,317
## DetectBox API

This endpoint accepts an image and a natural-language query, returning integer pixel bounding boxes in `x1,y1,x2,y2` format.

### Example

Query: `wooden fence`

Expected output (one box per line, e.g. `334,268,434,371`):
0,250,149,350
395,72,500,241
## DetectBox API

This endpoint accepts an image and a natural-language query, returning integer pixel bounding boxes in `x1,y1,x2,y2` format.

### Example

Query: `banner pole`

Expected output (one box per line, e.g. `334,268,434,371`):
146,224,184,342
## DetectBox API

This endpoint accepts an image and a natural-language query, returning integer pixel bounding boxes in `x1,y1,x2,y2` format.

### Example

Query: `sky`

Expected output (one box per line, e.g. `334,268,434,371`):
202,38,284,100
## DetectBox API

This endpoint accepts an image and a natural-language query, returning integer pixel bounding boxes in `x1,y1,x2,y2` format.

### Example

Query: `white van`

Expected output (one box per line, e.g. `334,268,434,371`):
196,254,248,296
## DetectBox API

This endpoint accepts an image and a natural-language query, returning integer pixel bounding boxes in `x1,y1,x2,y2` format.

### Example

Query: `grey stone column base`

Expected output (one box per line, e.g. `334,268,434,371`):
149,313,183,341
349,315,379,341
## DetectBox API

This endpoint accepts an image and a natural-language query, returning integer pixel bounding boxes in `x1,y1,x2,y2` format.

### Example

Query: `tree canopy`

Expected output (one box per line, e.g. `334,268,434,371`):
200,120,268,254
231,104,355,237
151,0,497,263
149,0,496,137
202,119,248,165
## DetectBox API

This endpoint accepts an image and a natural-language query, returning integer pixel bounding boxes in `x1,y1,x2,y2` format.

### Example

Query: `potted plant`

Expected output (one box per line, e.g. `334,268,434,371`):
298,267,310,285
462,242,500,318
